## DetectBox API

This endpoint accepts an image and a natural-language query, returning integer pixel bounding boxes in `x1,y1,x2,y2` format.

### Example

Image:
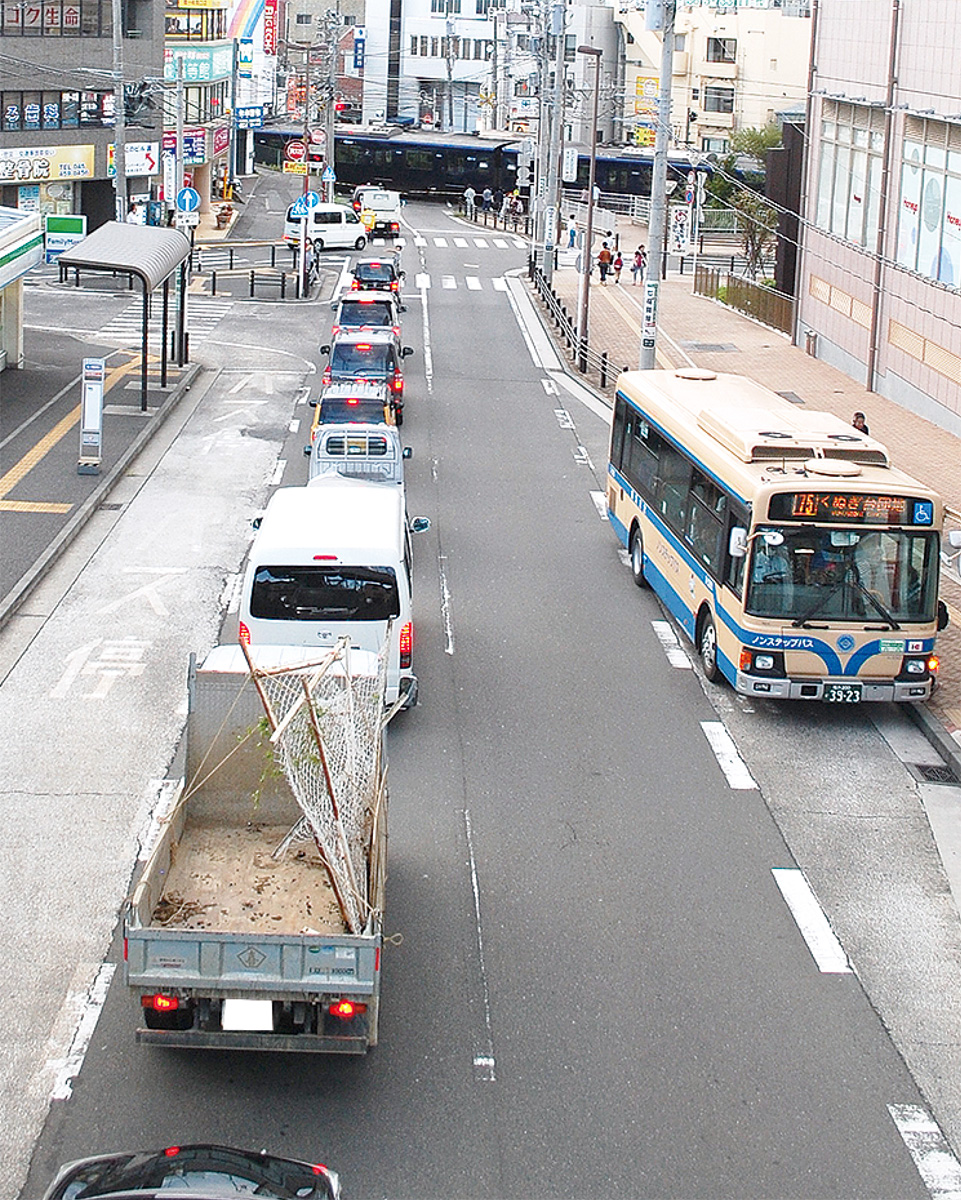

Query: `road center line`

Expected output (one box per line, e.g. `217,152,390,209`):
771,867,851,974
464,809,496,1082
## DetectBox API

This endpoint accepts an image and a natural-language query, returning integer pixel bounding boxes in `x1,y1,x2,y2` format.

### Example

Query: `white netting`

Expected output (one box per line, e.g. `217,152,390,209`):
248,638,388,934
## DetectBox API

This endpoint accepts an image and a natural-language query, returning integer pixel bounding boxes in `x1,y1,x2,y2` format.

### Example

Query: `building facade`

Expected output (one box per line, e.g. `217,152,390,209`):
796,0,961,436
615,0,811,151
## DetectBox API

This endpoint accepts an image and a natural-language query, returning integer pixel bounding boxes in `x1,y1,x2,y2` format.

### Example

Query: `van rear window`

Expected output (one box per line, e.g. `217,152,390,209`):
338,301,395,327
251,565,400,621
330,344,392,373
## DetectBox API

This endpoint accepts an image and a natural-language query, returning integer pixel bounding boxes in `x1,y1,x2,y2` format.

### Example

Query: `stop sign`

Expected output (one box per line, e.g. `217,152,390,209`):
285,139,308,163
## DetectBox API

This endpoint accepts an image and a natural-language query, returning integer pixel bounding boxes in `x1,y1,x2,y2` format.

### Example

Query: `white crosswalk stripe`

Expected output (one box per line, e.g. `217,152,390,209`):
408,273,512,291
97,298,234,343
434,237,449,247
453,237,469,247
441,275,456,288
466,276,482,290
492,277,508,290
415,273,431,288
493,239,508,248
472,238,489,248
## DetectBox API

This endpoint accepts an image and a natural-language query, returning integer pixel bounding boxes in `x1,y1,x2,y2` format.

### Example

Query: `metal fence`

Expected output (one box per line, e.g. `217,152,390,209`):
694,265,794,336
528,258,628,388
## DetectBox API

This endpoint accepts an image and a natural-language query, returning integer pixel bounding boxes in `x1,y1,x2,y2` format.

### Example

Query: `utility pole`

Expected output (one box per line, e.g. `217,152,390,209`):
542,0,565,283
445,8,456,132
111,0,127,222
639,0,675,370
325,12,339,199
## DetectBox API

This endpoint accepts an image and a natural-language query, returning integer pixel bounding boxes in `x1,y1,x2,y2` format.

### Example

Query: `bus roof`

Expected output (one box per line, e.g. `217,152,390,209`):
615,369,939,502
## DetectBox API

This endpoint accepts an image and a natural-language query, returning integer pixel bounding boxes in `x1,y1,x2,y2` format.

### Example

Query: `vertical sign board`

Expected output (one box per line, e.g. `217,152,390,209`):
263,0,277,55
353,27,365,70
543,204,556,251
78,358,105,474
642,280,659,352
669,204,691,255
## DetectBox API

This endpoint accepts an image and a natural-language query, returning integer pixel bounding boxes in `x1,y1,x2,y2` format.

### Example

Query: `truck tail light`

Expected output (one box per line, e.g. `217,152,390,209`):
329,999,366,1021
399,621,412,668
142,993,179,1012
239,621,250,645
322,366,331,386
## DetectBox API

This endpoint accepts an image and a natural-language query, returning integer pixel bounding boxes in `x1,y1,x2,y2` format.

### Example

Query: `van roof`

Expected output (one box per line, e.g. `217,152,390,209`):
252,482,406,559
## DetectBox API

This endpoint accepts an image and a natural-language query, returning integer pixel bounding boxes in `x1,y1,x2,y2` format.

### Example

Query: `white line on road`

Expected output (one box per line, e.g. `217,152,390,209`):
771,868,851,973
50,963,116,1101
438,553,454,655
492,277,507,291
442,275,456,289
651,620,692,669
415,273,431,289
220,569,244,614
464,809,496,1082
288,418,300,433
466,276,482,290
700,721,758,790
541,378,557,394
270,459,287,486
888,1104,961,1198
138,778,183,862
590,491,609,521
421,281,434,394
453,237,468,247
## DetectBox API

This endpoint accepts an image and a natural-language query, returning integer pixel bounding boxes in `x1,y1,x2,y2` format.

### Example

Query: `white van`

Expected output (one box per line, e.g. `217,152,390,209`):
238,481,429,708
356,189,403,239
283,203,368,251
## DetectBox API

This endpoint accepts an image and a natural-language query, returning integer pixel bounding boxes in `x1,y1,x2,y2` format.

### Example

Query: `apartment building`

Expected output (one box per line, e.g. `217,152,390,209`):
615,0,810,150
797,0,961,436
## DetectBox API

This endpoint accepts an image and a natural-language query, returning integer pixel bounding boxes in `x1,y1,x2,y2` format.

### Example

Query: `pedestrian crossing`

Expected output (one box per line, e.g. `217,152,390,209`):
413,234,527,251
413,274,509,291
96,297,234,343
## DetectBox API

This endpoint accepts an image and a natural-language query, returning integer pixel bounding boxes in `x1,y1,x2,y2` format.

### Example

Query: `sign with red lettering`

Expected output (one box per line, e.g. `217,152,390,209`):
285,139,307,163
263,0,277,55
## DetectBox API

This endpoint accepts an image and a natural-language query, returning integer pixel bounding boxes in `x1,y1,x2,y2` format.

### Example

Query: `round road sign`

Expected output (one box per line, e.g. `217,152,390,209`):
285,139,308,163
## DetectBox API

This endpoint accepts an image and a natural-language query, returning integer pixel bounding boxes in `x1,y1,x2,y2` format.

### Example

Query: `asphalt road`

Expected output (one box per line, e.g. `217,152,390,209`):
7,187,960,1200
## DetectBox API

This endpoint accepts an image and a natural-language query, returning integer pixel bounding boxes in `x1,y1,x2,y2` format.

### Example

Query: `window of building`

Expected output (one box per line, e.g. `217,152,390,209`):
475,0,491,14
473,38,483,58
703,85,734,114
419,35,427,54
564,33,575,62
410,34,418,54
895,115,961,287
430,36,438,55
295,12,311,22
814,100,885,250
706,37,736,63
701,136,728,153
674,33,685,52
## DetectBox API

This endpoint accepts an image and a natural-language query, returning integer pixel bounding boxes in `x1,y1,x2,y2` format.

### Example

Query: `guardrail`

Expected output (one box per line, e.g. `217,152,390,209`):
528,257,628,388
694,264,794,335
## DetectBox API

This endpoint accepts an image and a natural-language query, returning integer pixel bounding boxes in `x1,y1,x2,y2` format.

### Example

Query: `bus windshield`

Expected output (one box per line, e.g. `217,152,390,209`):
745,527,939,626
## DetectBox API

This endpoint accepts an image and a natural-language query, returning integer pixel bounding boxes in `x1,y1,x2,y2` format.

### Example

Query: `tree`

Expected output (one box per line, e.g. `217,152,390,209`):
730,189,778,279
730,123,783,165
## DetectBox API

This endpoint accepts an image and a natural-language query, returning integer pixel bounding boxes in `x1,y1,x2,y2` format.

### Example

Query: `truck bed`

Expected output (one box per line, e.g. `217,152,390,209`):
155,823,346,936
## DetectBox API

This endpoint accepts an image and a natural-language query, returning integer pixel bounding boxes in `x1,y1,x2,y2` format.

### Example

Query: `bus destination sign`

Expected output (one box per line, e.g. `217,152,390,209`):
769,492,935,526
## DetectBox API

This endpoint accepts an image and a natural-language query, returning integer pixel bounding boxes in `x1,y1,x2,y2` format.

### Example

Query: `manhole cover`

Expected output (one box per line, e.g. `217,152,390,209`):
680,342,738,353
99,503,123,511
912,763,960,785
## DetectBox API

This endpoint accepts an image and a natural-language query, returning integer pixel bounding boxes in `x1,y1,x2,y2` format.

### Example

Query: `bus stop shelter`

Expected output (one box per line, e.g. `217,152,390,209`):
58,223,192,411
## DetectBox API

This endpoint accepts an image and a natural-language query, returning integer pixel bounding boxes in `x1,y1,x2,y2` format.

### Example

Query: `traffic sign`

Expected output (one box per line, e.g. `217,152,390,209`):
322,166,336,183
309,128,326,146
175,210,200,228
303,189,321,209
176,186,201,212
285,139,308,163
289,195,309,217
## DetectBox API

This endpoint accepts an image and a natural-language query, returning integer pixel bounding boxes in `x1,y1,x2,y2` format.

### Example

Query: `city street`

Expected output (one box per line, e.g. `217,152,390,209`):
5,185,961,1199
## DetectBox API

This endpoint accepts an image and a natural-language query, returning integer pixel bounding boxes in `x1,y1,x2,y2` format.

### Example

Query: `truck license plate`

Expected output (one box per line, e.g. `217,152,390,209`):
222,998,274,1031
823,683,862,703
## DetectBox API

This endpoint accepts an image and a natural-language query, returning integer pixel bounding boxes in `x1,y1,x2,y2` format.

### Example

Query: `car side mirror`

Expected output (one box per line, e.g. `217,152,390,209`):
252,515,263,531
399,304,407,313
309,398,318,407
402,346,414,357
303,445,312,457
320,345,330,356
402,447,412,459
410,516,430,533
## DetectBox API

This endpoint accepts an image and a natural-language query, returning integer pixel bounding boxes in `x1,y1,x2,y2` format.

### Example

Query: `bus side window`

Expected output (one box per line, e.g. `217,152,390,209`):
610,398,627,471
655,441,691,534
687,470,726,573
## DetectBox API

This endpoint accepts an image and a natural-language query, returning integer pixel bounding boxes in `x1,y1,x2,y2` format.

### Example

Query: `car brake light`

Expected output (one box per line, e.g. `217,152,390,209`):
346,397,359,405
400,621,412,668
369,261,382,268
390,281,398,291
392,373,403,393
313,1166,331,1179
164,1148,181,1159
322,367,331,385
356,343,372,351
350,279,359,290
313,554,338,561
239,621,250,645
330,999,366,1020
142,993,179,1012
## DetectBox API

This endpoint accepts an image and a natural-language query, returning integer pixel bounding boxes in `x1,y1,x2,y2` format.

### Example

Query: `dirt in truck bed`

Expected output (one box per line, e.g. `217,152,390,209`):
153,823,347,935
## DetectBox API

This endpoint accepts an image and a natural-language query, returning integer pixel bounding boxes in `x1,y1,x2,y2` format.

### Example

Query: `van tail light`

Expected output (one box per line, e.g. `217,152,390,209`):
322,366,331,386
390,280,399,292
329,999,367,1021
350,279,360,290
392,373,404,394
142,993,179,1012
239,621,250,646
399,622,412,668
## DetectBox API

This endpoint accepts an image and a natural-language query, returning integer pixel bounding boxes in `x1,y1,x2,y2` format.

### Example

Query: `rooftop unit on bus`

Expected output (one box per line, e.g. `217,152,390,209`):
649,369,891,468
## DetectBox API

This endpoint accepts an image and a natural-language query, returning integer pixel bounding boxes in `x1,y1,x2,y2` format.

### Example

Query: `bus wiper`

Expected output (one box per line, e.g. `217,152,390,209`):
791,572,848,627
849,575,901,629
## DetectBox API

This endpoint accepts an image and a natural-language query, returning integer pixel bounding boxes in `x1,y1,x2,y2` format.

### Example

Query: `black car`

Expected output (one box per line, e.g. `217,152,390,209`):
349,256,404,294
42,1144,341,1200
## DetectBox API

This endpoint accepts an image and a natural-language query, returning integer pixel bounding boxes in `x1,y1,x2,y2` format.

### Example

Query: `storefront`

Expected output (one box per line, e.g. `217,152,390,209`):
0,206,43,371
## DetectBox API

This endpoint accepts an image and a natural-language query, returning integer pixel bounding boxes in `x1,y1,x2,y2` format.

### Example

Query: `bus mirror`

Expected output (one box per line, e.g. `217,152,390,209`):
410,516,430,533
729,527,748,558
948,530,961,548
938,599,950,631
831,531,860,547
761,530,784,547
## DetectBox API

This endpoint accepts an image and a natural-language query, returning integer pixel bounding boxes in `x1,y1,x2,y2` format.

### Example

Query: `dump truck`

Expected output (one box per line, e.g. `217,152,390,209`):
124,641,389,1053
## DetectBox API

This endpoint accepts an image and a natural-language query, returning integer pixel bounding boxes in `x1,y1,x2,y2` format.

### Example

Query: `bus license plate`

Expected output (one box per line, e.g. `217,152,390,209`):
823,683,862,703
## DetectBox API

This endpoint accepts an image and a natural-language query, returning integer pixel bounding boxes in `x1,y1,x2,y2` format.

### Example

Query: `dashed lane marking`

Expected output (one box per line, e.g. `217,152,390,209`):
701,720,758,790
888,1104,961,1198
651,619,692,669
771,868,851,973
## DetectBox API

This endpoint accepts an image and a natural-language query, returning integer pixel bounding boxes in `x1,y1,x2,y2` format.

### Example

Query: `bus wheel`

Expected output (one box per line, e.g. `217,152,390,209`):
629,529,648,589
698,612,720,683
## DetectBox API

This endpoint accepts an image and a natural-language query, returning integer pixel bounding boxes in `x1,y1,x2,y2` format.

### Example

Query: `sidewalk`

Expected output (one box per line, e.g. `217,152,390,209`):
534,224,961,754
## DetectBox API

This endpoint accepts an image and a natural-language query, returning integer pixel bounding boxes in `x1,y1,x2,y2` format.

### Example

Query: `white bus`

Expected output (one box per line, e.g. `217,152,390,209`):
607,368,948,703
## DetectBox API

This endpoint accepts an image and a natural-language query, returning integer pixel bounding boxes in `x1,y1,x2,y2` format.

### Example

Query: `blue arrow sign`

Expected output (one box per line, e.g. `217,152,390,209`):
303,190,321,209
176,186,201,212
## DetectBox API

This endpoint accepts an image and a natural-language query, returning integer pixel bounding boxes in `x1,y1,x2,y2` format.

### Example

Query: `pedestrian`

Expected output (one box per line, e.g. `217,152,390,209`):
567,214,577,248
631,245,646,285
304,237,316,286
463,185,476,217
482,186,493,213
510,193,524,226
597,241,613,285
493,188,504,217
852,411,870,435
613,250,623,284
500,191,511,219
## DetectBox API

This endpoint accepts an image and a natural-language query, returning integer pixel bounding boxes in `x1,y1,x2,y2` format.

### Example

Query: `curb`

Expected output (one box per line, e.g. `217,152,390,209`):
0,363,202,633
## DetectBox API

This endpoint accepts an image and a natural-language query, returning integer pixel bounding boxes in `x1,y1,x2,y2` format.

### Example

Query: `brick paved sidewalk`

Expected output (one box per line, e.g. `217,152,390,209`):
534,229,961,745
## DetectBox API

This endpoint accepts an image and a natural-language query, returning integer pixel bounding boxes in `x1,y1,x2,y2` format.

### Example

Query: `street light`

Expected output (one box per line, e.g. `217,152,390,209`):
575,45,601,373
